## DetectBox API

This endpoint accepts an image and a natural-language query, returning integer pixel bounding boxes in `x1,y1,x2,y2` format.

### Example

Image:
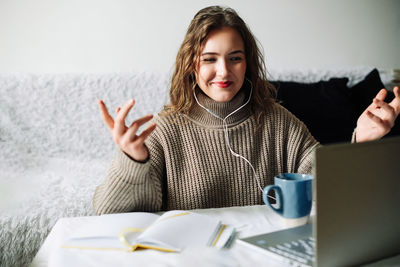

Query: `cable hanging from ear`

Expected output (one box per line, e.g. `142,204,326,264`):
193,77,275,199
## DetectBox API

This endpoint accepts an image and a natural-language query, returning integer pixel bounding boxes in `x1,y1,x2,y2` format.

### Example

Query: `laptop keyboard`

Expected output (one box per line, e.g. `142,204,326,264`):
266,236,315,266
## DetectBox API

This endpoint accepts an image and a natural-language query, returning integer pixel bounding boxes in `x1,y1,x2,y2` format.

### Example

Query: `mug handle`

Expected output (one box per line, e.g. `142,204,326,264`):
263,185,283,215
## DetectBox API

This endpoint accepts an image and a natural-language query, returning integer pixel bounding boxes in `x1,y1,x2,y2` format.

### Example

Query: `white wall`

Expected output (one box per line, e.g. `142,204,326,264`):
0,0,399,74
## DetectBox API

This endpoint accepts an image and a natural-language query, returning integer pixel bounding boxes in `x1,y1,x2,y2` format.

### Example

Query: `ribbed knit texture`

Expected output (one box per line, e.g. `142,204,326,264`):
93,90,319,214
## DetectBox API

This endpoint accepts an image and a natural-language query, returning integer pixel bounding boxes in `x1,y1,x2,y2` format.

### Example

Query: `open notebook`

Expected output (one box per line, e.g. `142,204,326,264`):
62,210,235,252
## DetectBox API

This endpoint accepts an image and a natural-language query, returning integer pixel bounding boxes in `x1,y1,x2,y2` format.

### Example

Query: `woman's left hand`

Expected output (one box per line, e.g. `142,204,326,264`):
355,86,400,142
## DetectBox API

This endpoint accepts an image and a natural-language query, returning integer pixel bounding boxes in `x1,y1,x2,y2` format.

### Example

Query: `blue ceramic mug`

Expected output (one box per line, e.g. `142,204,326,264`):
263,173,313,219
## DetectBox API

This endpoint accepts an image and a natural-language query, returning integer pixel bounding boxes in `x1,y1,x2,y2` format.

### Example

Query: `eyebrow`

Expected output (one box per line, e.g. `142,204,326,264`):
201,50,245,56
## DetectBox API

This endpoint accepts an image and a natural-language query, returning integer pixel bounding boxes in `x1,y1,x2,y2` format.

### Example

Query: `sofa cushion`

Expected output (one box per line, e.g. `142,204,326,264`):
272,69,400,144
272,78,357,144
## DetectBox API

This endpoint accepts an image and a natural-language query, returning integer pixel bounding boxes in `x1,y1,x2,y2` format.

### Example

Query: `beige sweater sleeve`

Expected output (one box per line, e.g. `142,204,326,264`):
93,137,165,215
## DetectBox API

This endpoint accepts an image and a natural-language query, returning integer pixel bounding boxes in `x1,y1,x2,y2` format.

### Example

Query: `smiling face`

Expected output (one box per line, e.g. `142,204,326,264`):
195,27,247,103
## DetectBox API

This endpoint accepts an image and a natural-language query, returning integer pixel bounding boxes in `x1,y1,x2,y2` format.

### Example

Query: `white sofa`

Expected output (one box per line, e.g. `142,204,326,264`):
0,67,389,266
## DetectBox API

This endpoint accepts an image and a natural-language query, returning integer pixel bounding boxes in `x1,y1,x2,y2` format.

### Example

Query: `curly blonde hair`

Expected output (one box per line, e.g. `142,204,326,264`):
163,6,276,125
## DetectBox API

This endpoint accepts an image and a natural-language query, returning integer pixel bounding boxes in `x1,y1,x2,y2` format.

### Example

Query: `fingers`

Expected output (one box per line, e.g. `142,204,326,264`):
375,89,387,101
365,111,391,133
98,100,114,130
114,99,135,135
124,121,156,145
120,118,156,159
365,89,386,111
125,114,154,140
373,98,395,114
119,99,135,119
393,86,400,97
372,98,396,127
137,123,157,143
389,86,400,115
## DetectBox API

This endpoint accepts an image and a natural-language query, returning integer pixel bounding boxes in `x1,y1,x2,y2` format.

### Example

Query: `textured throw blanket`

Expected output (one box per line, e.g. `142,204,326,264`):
0,71,169,267
0,67,381,266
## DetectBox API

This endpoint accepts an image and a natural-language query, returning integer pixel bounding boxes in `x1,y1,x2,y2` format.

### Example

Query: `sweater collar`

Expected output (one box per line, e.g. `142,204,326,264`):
187,88,251,127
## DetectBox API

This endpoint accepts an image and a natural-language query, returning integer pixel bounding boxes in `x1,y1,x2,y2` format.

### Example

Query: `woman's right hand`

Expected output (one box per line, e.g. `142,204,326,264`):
98,99,157,162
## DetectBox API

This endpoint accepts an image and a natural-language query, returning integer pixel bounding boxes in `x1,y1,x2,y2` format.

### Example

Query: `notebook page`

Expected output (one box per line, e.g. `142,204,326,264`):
68,212,159,239
136,211,221,250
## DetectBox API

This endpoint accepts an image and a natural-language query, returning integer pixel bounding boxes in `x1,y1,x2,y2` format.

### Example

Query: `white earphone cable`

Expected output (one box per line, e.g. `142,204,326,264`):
193,79,274,199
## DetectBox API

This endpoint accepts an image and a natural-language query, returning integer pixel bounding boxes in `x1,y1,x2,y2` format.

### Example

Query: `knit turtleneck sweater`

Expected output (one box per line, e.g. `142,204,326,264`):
93,90,319,215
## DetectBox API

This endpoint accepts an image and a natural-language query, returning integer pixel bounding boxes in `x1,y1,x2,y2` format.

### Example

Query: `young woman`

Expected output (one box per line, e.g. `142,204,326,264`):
93,6,400,214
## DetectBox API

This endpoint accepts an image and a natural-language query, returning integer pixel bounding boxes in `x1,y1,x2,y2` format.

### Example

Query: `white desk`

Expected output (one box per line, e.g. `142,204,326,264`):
30,205,301,267
30,205,400,267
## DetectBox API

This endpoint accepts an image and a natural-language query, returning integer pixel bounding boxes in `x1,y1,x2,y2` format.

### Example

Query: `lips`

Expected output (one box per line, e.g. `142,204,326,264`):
213,81,233,88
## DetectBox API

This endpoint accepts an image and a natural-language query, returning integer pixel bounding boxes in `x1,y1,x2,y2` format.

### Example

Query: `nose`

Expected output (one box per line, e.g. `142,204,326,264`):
216,59,229,77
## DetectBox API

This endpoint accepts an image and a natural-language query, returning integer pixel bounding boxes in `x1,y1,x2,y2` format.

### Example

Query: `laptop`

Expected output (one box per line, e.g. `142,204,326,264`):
238,136,400,267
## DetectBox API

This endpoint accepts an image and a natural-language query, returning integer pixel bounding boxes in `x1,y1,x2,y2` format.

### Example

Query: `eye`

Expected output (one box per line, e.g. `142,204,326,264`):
230,56,243,62
202,57,216,62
